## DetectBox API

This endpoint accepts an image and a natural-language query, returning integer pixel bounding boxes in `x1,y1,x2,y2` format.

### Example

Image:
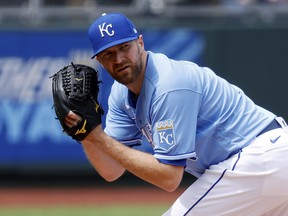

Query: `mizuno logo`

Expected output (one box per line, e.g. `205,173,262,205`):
75,119,87,135
75,78,83,81
95,103,100,112
93,99,100,113
270,135,281,144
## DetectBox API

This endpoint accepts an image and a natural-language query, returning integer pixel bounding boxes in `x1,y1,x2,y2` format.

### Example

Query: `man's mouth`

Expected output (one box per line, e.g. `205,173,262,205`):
117,65,129,73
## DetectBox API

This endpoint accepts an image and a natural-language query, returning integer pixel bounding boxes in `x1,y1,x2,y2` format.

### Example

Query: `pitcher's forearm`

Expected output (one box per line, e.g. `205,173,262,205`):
82,140,125,181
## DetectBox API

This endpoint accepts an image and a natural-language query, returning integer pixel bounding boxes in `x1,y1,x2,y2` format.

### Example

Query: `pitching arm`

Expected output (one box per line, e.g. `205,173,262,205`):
65,111,125,181
83,125,184,192
82,141,126,181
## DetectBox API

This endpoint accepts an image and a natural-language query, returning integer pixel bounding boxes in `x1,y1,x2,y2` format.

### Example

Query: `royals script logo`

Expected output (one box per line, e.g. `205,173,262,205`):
98,22,115,37
156,120,176,151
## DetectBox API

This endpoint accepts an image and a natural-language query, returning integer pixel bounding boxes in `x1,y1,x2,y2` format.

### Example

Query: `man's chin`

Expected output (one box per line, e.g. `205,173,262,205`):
116,76,133,85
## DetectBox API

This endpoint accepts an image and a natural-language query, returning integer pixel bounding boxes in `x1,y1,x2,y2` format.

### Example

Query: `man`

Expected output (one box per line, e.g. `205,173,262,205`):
65,12,288,215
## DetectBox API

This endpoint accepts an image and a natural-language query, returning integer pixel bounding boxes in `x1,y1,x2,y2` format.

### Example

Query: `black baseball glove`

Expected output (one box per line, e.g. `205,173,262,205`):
51,62,104,141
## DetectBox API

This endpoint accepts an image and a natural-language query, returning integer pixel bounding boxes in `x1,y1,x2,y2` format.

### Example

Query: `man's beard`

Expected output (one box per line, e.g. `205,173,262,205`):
116,59,143,85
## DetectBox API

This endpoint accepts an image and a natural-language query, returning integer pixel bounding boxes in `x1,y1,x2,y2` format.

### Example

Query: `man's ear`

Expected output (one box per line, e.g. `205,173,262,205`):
138,35,145,49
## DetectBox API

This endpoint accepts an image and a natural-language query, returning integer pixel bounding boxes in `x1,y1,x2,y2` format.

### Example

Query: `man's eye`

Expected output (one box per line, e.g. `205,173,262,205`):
102,52,111,59
122,44,130,50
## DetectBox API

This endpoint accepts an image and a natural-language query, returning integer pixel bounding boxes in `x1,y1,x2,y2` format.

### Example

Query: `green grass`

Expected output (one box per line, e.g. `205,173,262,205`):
0,204,169,216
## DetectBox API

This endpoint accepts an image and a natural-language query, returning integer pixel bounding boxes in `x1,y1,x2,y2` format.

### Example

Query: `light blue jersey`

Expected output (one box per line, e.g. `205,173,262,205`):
104,51,275,177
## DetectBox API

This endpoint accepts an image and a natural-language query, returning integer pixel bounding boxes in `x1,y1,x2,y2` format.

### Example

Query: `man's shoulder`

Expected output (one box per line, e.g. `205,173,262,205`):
146,52,204,92
148,51,202,80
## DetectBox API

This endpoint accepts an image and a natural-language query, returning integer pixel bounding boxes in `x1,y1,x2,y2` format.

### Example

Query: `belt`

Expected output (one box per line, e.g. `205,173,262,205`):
257,119,281,137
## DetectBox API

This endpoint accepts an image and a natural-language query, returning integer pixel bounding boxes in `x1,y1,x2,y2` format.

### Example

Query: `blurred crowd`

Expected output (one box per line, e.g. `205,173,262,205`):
220,0,288,5
46,0,288,6
1,0,288,7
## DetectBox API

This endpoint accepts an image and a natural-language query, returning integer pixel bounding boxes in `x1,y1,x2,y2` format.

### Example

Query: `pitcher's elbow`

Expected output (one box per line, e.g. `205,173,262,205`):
162,179,181,192
99,170,125,182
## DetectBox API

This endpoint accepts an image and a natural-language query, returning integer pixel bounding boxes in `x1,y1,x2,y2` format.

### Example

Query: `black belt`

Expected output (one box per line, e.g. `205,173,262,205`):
257,119,281,137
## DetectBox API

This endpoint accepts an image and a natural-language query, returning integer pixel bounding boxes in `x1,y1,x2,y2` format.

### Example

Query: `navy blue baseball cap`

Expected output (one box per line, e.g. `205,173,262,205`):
88,12,139,59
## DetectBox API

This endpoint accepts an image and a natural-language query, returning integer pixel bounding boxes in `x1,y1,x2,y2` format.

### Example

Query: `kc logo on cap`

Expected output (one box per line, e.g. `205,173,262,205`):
88,12,139,59
98,22,115,37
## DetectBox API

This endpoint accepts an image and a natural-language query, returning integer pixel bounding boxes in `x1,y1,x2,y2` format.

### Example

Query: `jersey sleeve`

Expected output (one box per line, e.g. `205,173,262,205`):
151,89,201,164
104,84,142,147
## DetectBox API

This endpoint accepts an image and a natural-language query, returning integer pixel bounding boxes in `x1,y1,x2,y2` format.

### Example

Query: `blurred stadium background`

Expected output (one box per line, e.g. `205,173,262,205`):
0,0,288,214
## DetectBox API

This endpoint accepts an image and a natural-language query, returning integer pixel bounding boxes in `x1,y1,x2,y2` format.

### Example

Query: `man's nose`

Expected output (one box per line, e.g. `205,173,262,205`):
113,51,124,64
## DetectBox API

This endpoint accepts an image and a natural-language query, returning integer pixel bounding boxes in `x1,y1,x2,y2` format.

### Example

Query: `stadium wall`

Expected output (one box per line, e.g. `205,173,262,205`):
0,25,287,183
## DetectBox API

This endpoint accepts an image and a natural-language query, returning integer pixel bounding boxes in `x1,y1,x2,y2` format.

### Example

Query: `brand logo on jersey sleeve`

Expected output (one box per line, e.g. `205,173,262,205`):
156,120,176,150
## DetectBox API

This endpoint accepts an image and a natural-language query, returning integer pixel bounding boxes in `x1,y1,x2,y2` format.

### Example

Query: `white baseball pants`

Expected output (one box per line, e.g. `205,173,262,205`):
164,123,288,216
